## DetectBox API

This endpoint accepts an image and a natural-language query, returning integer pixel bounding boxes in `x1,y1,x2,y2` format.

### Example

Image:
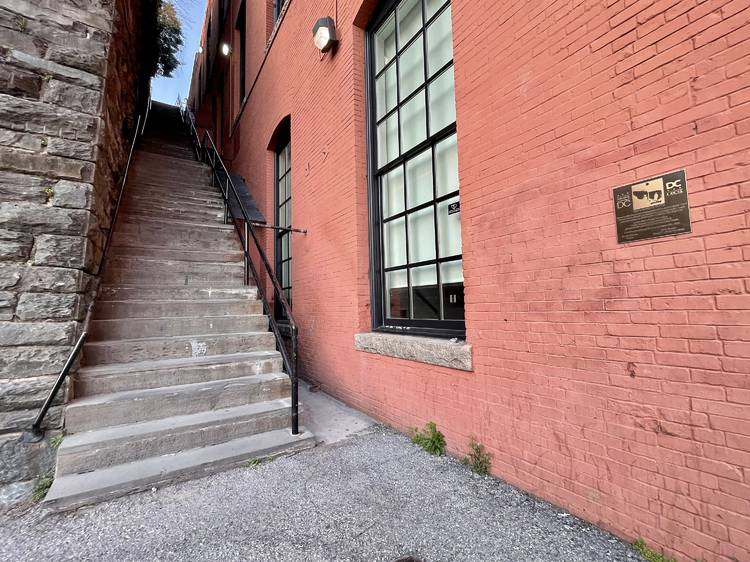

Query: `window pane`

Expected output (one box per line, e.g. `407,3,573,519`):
285,171,291,201
407,206,436,263
377,112,400,167
285,143,291,171
426,5,452,76
375,14,397,72
400,91,426,153
397,0,422,46
435,133,459,197
376,63,398,120
282,260,290,286
286,200,291,226
441,260,464,320
411,265,439,320
383,217,407,268
281,234,289,260
425,0,449,20
437,195,462,257
386,269,409,319
428,65,456,134
382,166,405,218
405,148,433,209
277,148,286,174
398,37,425,100
278,178,285,202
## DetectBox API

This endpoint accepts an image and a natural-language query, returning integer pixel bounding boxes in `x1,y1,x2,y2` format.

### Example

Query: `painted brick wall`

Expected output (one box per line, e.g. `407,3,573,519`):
193,0,750,560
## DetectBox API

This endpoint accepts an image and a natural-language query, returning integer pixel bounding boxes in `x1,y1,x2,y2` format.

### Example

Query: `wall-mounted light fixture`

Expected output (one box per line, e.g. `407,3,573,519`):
221,43,231,56
198,45,204,54
312,17,338,53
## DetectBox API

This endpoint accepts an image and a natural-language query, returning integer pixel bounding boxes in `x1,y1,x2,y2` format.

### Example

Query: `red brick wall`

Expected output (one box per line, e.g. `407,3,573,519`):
192,1,750,560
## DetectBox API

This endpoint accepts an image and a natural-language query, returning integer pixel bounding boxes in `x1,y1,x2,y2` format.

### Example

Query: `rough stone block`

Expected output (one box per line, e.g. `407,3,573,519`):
0,291,16,320
0,376,62,411
0,65,41,99
40,79,100,115
0,265,21,289
0,406,62,433
0,203,91,236
354,332,473,371
4,49,100,89
46,45,105,75
0,229,33,261
32,234,90,269
0,169,49,203
50,180,93,209
16,293,83,321
0,432,56,485
0,480,33,514
0,129,45,152
0,93,97,141
47,137,95,161
0,345,72,378
20,266,88,293
0,148,95,182
0,321,77,346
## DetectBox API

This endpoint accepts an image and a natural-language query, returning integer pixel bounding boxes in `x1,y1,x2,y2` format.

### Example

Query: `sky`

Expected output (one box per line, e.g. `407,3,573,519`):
151,0,207,105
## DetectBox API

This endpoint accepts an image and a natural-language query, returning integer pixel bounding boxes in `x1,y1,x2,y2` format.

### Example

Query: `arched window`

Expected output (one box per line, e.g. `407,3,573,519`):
272,118,292,319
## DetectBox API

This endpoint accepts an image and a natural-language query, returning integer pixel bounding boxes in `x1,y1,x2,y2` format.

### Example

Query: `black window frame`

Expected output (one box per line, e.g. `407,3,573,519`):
236,0,247,102
365,0,465,339
274,130,292,322
273,0,284,21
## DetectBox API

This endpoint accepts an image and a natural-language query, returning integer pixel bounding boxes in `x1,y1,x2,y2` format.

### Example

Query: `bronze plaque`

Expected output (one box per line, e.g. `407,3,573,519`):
613,170,691,243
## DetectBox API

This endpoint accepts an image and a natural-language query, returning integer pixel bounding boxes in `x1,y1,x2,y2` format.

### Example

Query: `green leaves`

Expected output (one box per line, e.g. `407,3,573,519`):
411,421,446,456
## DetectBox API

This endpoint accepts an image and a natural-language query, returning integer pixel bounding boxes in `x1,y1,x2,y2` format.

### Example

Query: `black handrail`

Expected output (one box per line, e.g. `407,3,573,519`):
180,106,301,435
25,111,144,442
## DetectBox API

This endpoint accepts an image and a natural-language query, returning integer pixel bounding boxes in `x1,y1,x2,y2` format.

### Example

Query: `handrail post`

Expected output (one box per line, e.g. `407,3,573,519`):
291,325,300,435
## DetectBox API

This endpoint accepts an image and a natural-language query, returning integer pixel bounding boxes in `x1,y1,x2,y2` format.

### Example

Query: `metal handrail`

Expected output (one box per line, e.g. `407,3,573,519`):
180,106,301,435
25,111,144,442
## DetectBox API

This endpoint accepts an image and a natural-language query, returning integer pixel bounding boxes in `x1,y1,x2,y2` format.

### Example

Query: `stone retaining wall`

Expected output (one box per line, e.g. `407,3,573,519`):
0,0,153,511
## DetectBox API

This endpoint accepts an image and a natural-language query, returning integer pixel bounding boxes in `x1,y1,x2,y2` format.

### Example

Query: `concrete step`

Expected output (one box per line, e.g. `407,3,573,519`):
111,245,243,263
98,285,257,302
107,255,242,271
83,331,276,364
75,351,282,394
65,372,291,431
121,193,225,212
133,152,205,170
57,399,295,475
44,427,315,512
94,298,262,319
89,314,268,340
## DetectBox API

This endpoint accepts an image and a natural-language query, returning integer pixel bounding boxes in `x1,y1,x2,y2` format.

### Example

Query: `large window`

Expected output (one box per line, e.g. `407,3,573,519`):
275,139,292,319
273,0,284,21
369,0,464,338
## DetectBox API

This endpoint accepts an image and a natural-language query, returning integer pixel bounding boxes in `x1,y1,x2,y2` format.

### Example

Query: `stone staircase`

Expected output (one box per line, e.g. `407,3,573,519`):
44,103,314,511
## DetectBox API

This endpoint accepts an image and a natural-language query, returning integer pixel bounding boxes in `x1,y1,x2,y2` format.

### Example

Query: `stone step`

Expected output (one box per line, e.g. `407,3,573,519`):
119,204,225,224
133,152,204,169
129,171,212,186
94,298,262,319
75,351,282,394
82,331,276,364
65,373,290,432
57,399,295,475
125,184,223,202
102,266,245,286
107,256,243,271
111,245,243,263
122,193,225,212
98,285,258,302
44,427,315,512
89,314,268,340
112,218,238,249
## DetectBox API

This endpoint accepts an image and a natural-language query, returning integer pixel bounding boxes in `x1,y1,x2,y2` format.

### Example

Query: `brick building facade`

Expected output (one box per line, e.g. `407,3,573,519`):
190,1,750,560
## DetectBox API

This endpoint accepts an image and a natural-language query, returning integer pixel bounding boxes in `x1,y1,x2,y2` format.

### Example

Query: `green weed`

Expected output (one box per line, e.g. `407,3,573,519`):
410,421,446,456
632,538,676,562
463,438,491,475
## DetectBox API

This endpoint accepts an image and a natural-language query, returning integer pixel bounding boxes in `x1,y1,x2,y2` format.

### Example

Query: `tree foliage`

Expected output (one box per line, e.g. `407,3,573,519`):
154,0,183,77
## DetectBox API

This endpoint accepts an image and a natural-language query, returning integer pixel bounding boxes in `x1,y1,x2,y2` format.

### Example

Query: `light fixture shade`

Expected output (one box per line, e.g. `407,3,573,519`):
221,43,231,56
312,16,337,53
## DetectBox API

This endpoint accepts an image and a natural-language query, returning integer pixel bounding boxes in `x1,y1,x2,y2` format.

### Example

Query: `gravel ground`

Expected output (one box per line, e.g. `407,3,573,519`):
0,428,643,562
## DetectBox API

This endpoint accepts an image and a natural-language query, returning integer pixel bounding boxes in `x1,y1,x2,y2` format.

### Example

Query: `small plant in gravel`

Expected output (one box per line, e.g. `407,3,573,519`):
246,458,262,468
411,422,446,456
32,473,53,503
463,438,491,475
632,538,676,562
50,434,63,449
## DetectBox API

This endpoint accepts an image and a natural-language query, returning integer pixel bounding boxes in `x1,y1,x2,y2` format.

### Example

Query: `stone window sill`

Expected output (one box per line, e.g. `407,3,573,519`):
354,332,473,372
